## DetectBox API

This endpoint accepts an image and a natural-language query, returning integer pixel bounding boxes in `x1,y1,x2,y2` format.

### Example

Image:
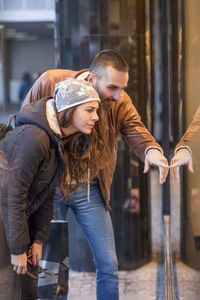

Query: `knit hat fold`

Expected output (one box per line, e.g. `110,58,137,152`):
54,78,100,113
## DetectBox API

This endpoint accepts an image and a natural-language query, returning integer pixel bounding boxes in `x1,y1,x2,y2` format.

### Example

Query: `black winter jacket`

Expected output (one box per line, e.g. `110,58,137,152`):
0,99,65,267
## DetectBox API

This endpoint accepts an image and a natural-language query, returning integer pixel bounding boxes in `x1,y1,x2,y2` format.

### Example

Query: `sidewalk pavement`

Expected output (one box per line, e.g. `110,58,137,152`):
68,258,159,300
68,257,200,300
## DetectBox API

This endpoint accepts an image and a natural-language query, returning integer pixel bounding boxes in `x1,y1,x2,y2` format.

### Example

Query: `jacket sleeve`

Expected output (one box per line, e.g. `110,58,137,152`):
175,106,200,153
28,192,54,244
117,92,162,161
1,127,50,255
22,69,78,107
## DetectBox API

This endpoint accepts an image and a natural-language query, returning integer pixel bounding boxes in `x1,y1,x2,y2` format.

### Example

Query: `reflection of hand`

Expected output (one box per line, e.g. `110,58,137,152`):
11,252,27,274
170,148,194,184
31,241,43,267
143,149,169,184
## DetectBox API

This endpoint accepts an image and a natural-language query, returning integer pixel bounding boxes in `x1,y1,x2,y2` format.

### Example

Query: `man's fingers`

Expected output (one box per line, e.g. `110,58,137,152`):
170,165,175,181
170,166,179,184
159,167,163,184
170,160,186,168
144,158,169,172
171,158,194,174
175,166,180,184
170,166,175,180
143,159,150,173
147,154,169,168
163,167,169,183
170,149,193,183
188,159,194,173
153,160,169,168
159,167,169,184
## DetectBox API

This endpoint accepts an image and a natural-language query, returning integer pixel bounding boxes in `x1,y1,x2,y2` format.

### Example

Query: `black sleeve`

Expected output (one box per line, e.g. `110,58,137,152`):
28,192,54,244
1,126,50,255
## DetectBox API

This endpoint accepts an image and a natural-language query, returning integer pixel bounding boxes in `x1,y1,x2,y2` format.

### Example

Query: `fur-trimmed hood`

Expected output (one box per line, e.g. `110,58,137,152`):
16,98,63,154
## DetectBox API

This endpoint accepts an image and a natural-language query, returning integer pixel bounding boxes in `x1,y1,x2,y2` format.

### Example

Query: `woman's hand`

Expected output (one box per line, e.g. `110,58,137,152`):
31,241,43,267
11,252,27,274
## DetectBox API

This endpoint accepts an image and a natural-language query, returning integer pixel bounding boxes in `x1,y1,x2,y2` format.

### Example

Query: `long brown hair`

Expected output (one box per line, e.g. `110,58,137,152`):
57,104,107,198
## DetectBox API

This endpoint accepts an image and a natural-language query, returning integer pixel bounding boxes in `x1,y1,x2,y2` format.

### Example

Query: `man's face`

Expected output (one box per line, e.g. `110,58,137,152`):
92,66,129,109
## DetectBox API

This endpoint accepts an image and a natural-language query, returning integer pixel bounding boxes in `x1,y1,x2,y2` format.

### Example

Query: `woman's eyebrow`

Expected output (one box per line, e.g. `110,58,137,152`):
85,105,99,109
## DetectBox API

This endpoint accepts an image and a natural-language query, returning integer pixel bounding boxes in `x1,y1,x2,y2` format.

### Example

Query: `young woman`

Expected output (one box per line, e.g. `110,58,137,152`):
0,78,103,300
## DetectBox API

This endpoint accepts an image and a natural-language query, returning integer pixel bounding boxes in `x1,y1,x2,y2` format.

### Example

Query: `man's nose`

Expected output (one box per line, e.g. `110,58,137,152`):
113,90,121,101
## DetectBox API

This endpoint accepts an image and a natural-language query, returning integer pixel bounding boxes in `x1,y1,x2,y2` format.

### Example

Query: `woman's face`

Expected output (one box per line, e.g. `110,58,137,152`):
61,101,99,136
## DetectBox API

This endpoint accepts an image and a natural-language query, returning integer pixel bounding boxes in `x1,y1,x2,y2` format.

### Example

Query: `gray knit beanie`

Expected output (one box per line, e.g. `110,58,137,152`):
54,78,100,113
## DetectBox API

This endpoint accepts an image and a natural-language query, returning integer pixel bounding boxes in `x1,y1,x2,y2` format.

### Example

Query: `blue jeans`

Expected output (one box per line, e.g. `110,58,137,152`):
54,182,119,300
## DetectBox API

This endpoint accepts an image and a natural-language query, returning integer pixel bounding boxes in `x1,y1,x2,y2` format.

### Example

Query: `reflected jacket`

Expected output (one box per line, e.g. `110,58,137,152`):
0,99,65,266
23,69,162,207
175,106,200,153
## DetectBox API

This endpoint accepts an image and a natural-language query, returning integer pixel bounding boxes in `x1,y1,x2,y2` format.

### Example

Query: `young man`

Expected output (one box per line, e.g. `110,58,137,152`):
23,49,169,300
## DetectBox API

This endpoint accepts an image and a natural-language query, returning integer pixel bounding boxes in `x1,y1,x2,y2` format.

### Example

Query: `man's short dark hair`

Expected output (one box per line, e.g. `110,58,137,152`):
89,49,129,78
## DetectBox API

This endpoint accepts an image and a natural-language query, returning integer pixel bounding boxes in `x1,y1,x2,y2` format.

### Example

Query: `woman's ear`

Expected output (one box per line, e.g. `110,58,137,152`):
87,73,96,87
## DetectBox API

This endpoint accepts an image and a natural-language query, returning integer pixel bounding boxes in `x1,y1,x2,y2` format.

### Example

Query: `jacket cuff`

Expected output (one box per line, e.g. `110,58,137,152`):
175,146,192,155
33,239,43,246
10,245,27,255
144,146,163,156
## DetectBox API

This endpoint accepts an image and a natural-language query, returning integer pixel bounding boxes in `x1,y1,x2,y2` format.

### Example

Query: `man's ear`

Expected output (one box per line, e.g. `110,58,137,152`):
87,73,96,86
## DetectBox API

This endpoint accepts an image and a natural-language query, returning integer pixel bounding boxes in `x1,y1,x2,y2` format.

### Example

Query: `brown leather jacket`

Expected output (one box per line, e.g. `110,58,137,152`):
23,69,161,207
175,106,200,153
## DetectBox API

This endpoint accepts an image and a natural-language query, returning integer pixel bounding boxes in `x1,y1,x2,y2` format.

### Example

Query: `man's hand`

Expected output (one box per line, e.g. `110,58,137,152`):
11,252,27,274
144,149,169,184
31,241,43,267
170,148,194,184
